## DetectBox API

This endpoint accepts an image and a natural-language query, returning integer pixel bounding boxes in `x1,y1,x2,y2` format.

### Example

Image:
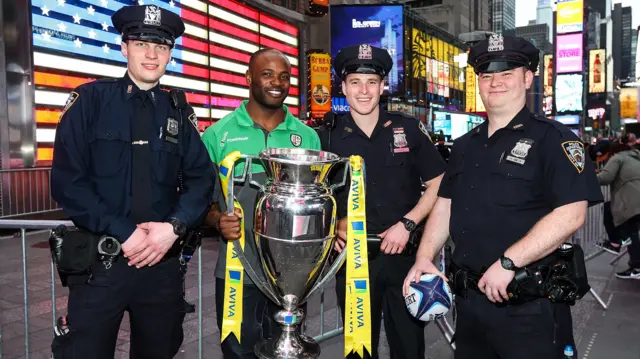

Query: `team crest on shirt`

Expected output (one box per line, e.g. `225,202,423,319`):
505,138,534,165
60,92,79,117
562,141,585,173
290,134,302,147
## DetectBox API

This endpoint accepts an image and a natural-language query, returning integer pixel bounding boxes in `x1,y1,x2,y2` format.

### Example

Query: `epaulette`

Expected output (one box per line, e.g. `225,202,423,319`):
532,113,569,137
93,78,119,84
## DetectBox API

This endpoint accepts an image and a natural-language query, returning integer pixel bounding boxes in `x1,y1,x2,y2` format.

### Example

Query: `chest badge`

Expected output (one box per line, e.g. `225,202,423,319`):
505,138,534,165
167,117,179,136
290,133,302,147
392,127,409,153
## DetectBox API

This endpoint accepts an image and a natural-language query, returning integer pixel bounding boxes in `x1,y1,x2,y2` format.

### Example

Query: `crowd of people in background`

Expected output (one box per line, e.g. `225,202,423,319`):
589,132,640,280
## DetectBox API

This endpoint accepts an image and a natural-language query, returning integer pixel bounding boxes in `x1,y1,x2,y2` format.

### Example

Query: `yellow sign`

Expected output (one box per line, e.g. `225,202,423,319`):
465,67,476,112
412,29,426,79
556,0,584,34
589,49,605,94
620,88,637,119
543,55,553,97
309,53,331,119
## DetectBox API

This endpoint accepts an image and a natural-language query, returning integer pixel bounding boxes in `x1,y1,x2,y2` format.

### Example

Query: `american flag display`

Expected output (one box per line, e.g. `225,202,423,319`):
31,0,301,162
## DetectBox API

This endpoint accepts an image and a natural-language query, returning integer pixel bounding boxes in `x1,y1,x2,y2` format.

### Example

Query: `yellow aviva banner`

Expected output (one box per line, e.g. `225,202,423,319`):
620,88,638,119
465,66,476,112
309,53,332,119
589,49,605,94
557,0,584,34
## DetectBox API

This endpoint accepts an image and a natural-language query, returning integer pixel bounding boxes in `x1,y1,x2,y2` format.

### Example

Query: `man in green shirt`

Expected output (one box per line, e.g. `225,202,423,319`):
202,48,320,358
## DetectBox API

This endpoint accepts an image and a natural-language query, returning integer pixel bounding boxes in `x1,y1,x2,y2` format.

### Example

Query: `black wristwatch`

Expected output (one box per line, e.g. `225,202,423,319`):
168,217,186,237
400,217,417,232
500,255,520,271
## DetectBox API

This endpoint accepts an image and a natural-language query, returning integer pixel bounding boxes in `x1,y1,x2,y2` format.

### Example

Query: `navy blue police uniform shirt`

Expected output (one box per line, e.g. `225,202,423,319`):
51,73,216,242
320,111,447,234
438,106,603,273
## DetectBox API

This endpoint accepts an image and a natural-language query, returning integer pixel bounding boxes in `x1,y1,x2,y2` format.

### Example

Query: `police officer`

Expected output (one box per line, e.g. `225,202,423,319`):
50,5,216,358
404,34,603,359
319,44,447,359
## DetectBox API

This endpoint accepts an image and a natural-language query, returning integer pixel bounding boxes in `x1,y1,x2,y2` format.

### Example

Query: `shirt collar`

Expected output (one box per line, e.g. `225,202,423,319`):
340,111,386,139
471,106,529,137
235,100,298,131
122,72,161,106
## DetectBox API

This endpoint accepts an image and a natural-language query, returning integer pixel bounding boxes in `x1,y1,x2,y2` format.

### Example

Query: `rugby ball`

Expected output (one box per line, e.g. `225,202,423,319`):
404,274,453,322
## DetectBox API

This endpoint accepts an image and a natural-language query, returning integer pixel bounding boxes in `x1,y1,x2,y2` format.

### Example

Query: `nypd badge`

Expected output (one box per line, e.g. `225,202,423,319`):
60,91,79,117
505,138,534,165
144,5,162,26
358,44,373,60
488,33,504,52
562,141,585,173
167,117,179,136
290,134,302,147
394,133,408,147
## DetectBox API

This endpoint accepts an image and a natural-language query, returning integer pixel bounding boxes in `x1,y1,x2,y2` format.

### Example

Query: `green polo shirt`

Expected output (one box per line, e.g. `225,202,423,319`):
202,101,321,283
203,101,321,174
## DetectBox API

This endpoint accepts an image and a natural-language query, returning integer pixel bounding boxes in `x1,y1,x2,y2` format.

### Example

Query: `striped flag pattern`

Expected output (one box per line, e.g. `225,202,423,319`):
31,0,300,162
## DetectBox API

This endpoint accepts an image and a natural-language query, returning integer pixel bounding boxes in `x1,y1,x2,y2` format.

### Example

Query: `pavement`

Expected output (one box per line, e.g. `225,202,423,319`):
0,230,639,359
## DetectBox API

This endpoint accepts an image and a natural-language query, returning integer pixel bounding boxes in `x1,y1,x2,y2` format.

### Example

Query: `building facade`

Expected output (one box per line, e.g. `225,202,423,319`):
536,0,553,43
515,23,552,53
622,6,633,81
489,0,516,34
407,0,491,37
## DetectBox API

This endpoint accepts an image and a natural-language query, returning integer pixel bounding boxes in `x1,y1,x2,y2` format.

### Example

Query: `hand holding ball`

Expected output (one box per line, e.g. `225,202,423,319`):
404,273,453,322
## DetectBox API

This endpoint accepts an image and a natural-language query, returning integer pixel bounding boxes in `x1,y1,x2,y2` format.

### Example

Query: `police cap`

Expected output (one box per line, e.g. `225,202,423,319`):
333,44,393,81
112,5,185,47
468,34,540,74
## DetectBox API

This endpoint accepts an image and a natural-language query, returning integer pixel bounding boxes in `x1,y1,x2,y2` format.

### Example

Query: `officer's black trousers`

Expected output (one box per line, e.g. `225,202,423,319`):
335,253,426,359
454,291,575,359
215,278,281,359
51,257,184,359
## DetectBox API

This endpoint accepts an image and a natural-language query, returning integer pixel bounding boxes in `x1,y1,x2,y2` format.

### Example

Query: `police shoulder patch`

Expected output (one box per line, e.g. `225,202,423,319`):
186,107,200,133
418,121,432,142
561,141,585,173
60,91,79,118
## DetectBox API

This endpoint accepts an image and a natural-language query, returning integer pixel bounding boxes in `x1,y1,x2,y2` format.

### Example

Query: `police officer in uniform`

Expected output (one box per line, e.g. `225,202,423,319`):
50,5,216,358
319,44,447,359
404,35,603,359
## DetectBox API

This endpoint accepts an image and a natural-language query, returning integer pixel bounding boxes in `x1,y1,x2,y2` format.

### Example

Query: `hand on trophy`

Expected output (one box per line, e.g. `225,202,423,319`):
218,207,243,240
379,222,410,255
334,217,347,253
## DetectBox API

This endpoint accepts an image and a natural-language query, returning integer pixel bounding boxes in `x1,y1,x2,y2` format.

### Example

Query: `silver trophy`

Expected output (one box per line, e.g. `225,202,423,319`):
226,148,350,359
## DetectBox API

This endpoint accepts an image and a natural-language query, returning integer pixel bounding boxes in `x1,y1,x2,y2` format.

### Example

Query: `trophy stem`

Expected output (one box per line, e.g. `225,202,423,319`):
255,301,320,358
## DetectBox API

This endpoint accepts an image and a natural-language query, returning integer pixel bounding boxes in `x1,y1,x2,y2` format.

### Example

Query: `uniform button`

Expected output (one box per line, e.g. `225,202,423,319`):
475,164,480,168
507,173,512,177
376,204,381,208
171,148,176,153
470,185,475,189
462,229,467,235
465,207,469,211
372,181,377,185
106,132,112,138
484,144,488,148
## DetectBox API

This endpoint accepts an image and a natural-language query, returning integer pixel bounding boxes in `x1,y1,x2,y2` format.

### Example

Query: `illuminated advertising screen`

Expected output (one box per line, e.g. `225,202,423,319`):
556,0,584,34
465,67,476,112
620,88,638,119
556,34,583,73
555,115,580,125
30,0,300,162
330,5,404,95
543,55,553,96
555,74,583,113
432,111,485,141
589,49,605,93
309,53,332,119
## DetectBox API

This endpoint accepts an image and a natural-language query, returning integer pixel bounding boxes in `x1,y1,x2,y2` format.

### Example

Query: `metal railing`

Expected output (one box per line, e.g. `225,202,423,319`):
0,168,60,218
0,219,342,359
0,188,617,358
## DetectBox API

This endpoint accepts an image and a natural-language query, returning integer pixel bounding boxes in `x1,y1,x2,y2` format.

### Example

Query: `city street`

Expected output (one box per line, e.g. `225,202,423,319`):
0,230,639,359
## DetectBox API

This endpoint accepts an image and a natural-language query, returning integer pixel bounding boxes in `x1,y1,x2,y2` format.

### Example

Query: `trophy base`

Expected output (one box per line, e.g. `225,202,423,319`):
255,334,320,359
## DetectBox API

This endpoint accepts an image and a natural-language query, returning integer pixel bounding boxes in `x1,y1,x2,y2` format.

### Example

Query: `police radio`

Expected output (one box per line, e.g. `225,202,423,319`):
169,89,188,126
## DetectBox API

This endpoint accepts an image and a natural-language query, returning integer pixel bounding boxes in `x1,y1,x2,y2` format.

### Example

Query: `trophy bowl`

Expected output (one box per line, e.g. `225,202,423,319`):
231,148,349,359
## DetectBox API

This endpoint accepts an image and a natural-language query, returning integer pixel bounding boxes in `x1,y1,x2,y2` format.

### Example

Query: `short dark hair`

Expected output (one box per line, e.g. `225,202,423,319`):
248,48,289,70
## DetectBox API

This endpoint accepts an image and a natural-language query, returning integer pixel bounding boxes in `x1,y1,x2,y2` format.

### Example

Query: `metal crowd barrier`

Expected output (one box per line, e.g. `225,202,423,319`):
0,219,342,359
0,168,60,218
0,190,618,358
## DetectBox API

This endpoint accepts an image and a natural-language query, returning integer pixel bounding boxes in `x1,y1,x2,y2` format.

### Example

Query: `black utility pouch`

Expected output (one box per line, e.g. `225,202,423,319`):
49,225,99,286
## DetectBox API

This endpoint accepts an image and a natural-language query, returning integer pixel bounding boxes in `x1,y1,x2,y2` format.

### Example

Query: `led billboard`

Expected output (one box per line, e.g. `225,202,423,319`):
330,5,404,95
30,0,301,161
555,74,584,113
556,0,584,34
589,49,605,93
556,34,583,73
621,88,638,119
309,53,332,119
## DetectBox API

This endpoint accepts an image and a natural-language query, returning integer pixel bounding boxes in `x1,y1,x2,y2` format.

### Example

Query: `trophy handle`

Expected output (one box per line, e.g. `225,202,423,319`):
303,243,348,301
231,240,282,306
329,158,351,191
